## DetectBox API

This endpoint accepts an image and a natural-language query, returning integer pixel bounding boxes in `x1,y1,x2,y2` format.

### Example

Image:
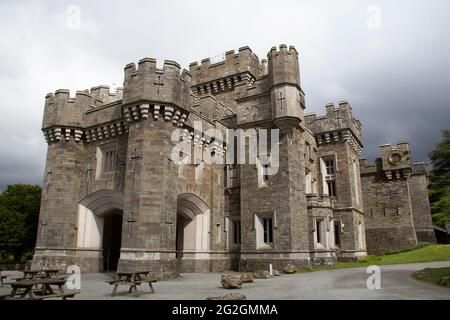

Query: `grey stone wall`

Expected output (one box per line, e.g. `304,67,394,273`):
408,163,436,243
361,158,418,254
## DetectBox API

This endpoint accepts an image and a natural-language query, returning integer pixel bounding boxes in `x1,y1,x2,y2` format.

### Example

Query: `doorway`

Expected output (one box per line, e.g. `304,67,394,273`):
102,210,123,272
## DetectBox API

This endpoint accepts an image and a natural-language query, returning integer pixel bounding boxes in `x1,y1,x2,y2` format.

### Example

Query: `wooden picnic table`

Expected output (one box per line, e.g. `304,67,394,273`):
106,270,157,296
1,277,79,300
22,269,60,280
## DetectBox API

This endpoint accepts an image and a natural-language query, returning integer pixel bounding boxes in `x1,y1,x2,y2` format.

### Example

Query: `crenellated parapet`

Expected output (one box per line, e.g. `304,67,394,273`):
360,141,413,180
123,58,192,111
267,44,301,89
90,86,123,105
305,101,363,154
43,89,91,129
189,46,262,95
42,89,94,144
379,141,412,179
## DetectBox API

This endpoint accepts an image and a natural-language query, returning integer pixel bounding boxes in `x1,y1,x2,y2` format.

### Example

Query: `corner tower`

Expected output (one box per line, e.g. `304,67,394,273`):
305,101,366,261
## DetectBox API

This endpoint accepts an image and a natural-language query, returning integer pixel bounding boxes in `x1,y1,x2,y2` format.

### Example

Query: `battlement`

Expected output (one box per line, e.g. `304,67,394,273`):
305,101,363,146
267,44,300,88
411,162,429,176
380,141,412,173
267,44,299,58
122,57,192,111
42,89,95,130
90,86,123,105
189,46,262,87
360,141,413,180
124,58,192,82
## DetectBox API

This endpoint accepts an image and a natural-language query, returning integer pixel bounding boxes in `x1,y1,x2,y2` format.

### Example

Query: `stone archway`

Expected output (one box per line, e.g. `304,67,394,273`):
77,189,124,271
176,193,210,262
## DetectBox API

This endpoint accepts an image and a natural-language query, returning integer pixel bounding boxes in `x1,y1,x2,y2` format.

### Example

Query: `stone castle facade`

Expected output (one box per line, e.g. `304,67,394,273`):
33,44,435,277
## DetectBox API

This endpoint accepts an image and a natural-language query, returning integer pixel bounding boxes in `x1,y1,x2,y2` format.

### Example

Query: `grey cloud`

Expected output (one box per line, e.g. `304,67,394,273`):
0,0,449,188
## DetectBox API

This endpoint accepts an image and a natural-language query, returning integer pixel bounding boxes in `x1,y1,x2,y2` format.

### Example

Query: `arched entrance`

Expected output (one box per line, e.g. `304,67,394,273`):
176,193,210,260
77,190,124,272
102,210,123,271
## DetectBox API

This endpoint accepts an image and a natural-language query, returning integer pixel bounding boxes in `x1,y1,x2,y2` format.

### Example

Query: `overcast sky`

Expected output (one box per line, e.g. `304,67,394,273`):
0,0,449,189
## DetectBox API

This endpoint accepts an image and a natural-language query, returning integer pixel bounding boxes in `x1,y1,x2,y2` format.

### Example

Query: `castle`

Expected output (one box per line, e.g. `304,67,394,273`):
33,44,435,277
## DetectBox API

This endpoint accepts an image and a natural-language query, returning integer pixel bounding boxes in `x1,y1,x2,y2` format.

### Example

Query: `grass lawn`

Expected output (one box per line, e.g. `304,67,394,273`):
412,267,450,288
300,244,450,272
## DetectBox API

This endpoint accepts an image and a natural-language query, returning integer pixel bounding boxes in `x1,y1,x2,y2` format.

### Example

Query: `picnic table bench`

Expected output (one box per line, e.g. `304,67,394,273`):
106,271,157,296
0,269,80,300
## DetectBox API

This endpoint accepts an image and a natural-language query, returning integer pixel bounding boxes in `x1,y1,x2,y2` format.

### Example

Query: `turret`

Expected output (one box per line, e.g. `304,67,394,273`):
267,45,304,131
123,58,192,112
42,89,94,143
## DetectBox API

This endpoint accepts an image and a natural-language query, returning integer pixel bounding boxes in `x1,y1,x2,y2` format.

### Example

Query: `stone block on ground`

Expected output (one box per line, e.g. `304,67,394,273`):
221,274,242,289
283,263,297,274
240,273,254,283
252,270,271,279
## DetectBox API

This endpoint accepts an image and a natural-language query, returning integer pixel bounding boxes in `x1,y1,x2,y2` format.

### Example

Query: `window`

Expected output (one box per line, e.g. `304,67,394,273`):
316,219,322,244
262,217,273,244
305,142,311,161
321,156,337,197
314,218,328,249
232,220,241,244
325,159,335,175
334,221,341,248
103,149,116,173
263,164,270,183
326,180,337,197
256,215,274,248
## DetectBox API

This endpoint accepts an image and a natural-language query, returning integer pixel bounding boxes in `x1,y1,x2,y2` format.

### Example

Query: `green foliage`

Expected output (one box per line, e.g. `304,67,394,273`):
413,267,450,288
428,130,450,227
299,244,450,272
0,184,41,263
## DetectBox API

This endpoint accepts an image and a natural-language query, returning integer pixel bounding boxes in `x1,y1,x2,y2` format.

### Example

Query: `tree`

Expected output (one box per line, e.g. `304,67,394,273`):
0,184,41,263
428,130,450,227
0,206,26,262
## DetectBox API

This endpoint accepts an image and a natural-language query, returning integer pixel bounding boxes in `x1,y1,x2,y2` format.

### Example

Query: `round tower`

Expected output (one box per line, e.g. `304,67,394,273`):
267,44,305,131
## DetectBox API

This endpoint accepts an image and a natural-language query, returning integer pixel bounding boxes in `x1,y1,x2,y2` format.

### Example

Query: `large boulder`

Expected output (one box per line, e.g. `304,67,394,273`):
252,270,271,279
240,273,254,283
207,293,247,300
273,269,281,276
283,263,297,274
221,274,242,289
